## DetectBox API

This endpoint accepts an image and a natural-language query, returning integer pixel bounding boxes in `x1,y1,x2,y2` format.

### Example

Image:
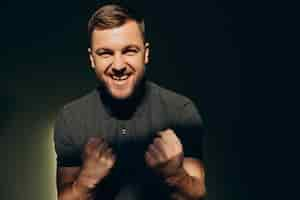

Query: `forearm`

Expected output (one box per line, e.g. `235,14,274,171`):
58,181,94,200
165,168,206,200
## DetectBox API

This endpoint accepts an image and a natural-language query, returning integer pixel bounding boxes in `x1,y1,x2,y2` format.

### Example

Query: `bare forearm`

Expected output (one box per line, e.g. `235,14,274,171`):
166,169,206,200
58,182,94,200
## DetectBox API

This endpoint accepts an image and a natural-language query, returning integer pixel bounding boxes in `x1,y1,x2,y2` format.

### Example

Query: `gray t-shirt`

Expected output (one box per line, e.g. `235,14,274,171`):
54,81,204,200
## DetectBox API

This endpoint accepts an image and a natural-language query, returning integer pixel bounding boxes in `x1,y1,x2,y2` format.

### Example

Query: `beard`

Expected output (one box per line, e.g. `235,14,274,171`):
97,68,146,101
97,72,147,120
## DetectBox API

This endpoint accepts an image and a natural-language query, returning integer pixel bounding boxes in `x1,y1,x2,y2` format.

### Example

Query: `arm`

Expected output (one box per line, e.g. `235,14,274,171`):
166,158,206,200
56,137,116,200
57,167,93,200
145,130,206,200
167,100,206,199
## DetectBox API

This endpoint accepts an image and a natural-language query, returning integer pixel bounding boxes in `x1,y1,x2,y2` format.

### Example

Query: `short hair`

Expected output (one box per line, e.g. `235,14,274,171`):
88,3,146,46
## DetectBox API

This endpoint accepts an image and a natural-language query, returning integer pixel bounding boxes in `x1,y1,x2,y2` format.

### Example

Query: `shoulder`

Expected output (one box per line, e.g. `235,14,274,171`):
62,89,98,114
147,81,195,110
54,89,100,145
63,89,98,111
56,89,99,123
147,81,203,126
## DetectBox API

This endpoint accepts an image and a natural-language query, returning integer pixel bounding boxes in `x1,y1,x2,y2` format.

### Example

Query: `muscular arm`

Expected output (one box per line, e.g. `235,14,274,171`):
167,158,206,200
145,130,206,200
57,167,94,200
56,137,116,200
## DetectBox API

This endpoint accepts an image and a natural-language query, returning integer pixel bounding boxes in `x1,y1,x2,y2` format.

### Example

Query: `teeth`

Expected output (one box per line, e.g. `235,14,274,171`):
112,75,129,81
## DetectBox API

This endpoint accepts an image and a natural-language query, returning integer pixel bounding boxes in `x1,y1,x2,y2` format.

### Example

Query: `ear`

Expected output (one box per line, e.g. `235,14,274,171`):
88,48,96,69
144,42,150,64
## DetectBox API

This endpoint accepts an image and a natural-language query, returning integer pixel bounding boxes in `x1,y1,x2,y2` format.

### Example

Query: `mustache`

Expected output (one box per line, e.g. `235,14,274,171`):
112,68,127,77
104,65,136,77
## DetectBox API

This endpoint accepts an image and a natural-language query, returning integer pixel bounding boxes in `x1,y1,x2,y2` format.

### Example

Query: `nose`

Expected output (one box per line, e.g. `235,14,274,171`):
112,67,126,76
112,53,126,70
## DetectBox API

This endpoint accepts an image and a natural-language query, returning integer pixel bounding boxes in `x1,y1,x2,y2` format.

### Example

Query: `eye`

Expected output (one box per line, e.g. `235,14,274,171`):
123,48,139,56
95,49,113,58
98,52,113,58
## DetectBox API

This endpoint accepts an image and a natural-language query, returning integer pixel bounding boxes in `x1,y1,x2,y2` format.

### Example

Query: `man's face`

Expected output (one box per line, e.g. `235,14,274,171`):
89,20,149,100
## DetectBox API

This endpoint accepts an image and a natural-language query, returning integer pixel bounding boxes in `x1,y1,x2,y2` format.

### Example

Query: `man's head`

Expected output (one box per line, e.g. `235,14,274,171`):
88,3,149,100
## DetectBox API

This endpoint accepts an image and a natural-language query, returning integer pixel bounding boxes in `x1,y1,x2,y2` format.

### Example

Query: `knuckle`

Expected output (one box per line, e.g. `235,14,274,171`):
149,144,156,151
168,128,174,133
157,130,165,136
153,138,161,145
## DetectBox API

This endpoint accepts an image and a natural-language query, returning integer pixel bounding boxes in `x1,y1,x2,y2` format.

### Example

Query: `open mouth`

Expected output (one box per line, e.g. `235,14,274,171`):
110,74,131,81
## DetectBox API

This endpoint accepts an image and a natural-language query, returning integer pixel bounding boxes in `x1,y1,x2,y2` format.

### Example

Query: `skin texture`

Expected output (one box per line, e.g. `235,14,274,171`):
57,158,205,200
145,129,206,199
57,137,116,200
145,129,184,178
88,20,150,100
77,137,116,191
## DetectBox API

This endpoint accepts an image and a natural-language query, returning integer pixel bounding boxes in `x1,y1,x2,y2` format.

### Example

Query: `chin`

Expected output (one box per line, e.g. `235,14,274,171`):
100,75,145,101
109,89,133,100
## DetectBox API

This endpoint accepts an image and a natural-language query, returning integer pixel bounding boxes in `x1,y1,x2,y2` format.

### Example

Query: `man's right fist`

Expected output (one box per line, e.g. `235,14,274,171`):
76,137,116,192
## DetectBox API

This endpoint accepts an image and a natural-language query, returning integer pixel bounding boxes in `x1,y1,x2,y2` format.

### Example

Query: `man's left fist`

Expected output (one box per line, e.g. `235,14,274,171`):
145,129,184,178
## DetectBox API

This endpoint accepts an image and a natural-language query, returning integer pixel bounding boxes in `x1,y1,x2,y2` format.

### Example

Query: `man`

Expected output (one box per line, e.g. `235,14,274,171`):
54,3,206,200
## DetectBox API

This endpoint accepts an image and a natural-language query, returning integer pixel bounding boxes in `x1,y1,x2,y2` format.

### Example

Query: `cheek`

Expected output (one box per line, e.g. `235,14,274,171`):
127,56,146,69
93,65,107,79
93,59,111,73
94,58,106,66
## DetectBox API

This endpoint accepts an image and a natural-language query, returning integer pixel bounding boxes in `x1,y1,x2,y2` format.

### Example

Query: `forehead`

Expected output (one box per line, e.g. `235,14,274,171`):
91,20,144,49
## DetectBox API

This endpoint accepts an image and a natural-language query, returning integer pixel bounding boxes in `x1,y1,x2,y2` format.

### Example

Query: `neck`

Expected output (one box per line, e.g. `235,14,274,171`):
98,78,147,120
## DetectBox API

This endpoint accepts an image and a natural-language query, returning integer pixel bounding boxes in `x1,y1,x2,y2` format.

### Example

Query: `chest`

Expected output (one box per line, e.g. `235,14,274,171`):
75,100,174,170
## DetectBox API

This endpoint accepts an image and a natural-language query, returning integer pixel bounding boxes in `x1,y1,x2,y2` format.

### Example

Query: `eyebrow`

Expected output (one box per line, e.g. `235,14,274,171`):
122,45,141,50
94,45,142,54
95,48,113,54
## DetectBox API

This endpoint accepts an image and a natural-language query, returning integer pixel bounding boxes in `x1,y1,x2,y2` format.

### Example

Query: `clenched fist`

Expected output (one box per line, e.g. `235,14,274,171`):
76,137,116,192
145,129,184,178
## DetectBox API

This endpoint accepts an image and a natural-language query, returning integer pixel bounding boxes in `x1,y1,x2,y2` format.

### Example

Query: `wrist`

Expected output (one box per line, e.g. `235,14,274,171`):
156,157,185,178
165,169,206,199
72,180,91,198
75,173,97,194
165,167,188,186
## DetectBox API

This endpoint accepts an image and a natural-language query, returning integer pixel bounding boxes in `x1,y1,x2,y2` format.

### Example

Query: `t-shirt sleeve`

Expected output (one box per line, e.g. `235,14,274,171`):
54,108,82,167
174,101,205,161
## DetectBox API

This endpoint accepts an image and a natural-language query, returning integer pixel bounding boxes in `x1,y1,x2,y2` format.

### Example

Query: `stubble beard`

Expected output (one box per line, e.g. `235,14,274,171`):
98,69,146,101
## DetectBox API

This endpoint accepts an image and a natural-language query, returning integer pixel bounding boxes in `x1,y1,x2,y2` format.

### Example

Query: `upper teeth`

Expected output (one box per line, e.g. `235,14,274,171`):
112,75,129,81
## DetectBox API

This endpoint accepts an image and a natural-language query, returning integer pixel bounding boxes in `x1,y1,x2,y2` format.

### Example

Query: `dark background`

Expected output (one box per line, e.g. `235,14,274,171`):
0,0,242,199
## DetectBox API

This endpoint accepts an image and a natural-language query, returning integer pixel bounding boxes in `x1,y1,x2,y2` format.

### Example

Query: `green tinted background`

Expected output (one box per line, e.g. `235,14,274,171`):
0,1,243,199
